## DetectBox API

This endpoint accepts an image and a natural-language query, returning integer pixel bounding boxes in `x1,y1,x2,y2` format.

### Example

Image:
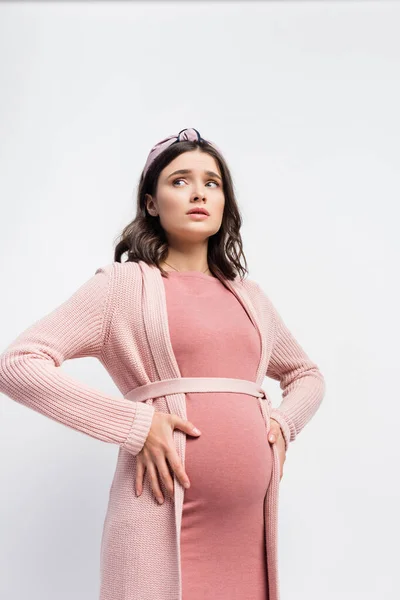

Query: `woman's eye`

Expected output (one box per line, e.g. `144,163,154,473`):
172,178,219,187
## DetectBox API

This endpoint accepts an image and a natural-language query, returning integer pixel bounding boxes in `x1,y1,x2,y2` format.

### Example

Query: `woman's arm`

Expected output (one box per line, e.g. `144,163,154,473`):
266,298,326,453
0,264,154,456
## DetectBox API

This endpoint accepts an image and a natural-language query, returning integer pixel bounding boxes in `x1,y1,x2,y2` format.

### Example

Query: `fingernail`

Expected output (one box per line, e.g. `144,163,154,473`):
269,435,275,442
184,481,190,489
192,427,201,434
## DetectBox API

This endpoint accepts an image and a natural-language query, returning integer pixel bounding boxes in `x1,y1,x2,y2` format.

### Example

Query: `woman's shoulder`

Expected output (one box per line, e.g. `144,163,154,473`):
90,262,143,303
239,275,274,312
240,275,264,297
94,260,142,278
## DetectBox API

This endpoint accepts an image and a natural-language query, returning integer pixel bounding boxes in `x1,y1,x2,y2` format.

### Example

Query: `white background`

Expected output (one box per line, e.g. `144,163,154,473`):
1,1,399,599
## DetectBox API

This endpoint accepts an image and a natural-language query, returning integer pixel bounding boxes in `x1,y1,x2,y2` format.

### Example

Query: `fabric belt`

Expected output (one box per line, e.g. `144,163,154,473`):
125,376,272,406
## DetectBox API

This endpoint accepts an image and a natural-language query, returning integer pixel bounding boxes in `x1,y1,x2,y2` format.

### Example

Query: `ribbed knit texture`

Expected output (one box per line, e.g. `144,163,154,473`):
0,260,325,600
0,264,155,456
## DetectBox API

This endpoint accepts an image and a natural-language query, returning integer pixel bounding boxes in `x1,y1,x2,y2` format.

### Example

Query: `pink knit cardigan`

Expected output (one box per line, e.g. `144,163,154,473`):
0,260,325,600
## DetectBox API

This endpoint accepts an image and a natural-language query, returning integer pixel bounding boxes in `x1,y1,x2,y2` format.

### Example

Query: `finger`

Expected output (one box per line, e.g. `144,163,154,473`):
153,455,175,498
146,460,165,504
170,414,201,437
165,447,191,489
268,419,282,443
135,457,145,497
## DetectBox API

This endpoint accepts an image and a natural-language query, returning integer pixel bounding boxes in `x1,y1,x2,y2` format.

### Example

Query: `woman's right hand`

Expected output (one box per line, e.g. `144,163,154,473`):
135,411,202,504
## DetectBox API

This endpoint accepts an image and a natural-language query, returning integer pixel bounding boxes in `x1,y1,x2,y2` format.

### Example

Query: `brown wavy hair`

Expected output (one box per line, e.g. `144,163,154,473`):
113,137,249,281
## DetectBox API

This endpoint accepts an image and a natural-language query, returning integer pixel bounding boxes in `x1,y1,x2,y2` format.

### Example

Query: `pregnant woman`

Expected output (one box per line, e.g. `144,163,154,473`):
0,127,326,600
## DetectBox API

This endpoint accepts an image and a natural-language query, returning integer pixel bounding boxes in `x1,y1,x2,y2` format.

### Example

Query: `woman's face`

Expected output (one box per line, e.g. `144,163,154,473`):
145,149,225,243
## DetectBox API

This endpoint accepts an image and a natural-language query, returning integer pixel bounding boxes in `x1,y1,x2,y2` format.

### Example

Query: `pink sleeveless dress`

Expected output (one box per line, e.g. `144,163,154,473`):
162,270,273,600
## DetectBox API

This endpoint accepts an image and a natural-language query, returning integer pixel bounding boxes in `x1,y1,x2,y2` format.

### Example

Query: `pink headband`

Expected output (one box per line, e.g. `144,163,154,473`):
142,127,221,179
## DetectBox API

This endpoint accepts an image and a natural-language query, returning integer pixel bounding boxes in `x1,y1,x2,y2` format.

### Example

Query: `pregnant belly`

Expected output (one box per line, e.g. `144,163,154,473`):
182,391,273,510
180,392,272,600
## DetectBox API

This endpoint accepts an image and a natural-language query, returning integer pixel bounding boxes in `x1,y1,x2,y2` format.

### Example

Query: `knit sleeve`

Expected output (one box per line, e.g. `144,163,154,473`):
0,264,154,456
265,296,326,453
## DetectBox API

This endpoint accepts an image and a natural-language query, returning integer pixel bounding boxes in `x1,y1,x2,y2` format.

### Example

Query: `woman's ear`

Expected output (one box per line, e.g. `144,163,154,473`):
145,194,158,217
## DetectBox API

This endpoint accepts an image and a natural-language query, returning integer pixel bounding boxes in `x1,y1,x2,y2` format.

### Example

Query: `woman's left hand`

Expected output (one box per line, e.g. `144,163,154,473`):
268,418,286,481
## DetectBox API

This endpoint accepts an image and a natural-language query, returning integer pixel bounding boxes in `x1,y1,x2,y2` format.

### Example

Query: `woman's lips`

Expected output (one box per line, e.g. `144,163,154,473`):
187,213,209,219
